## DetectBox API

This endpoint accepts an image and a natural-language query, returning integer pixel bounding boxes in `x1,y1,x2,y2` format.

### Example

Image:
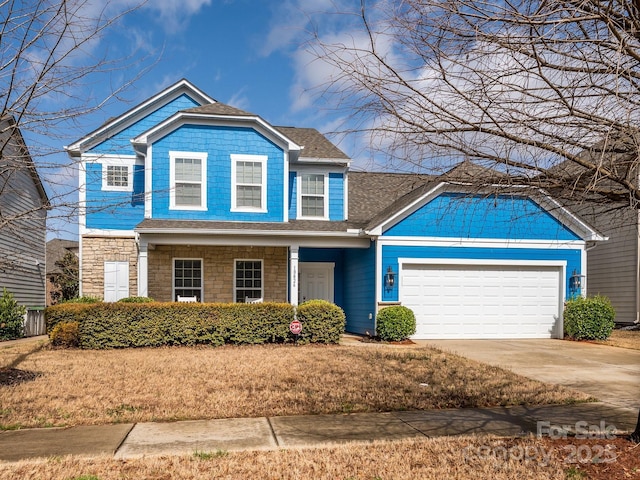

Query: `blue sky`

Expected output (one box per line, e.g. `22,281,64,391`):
29,0,376,238
78,0,355,142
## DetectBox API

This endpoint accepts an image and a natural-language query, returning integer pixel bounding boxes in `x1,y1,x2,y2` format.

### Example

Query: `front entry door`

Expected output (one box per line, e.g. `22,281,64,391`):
299,262,334,303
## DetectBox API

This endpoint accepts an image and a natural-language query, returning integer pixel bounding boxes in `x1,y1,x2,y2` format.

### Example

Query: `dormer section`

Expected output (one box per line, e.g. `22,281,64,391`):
280,127,351,221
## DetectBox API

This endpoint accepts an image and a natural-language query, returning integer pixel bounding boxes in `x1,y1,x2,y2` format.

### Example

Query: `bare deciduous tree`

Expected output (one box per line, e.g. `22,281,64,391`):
308,0,640,441
308,0,640,210
0,0,149,271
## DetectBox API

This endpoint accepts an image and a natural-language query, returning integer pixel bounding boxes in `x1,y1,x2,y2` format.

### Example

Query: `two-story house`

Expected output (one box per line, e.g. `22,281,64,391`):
67,79,604,339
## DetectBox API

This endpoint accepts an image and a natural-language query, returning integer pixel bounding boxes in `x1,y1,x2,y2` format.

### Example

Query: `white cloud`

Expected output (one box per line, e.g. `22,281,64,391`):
226,88,251,111
259,0,342,57
142,0,213,33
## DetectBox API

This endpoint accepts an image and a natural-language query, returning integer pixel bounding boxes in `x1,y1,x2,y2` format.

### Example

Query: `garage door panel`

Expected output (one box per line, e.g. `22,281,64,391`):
400,263,561,339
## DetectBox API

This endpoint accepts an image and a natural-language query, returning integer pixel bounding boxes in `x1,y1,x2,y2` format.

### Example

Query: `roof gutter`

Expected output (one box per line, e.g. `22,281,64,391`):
134,227,367,238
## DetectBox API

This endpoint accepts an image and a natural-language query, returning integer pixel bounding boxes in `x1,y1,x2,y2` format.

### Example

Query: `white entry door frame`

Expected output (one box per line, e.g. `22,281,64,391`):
104,261,129,302
299,262,335,303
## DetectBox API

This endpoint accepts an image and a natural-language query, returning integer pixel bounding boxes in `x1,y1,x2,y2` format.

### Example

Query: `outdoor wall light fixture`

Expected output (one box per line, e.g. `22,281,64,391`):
570,269,585,294
384,266,396,290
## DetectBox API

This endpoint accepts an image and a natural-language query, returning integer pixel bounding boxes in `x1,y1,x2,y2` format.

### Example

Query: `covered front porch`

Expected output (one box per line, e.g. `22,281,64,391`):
135,226,370,306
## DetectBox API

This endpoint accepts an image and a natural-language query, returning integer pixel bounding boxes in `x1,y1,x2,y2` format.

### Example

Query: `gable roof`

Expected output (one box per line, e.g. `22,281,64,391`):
355,162,605,241
66,79,215,156
0,116,50,208
66,79,351,166
130,110,303,154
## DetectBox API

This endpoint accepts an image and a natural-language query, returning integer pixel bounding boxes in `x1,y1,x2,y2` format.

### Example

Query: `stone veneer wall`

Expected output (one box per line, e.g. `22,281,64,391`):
81,236,138,299
148,245,288,303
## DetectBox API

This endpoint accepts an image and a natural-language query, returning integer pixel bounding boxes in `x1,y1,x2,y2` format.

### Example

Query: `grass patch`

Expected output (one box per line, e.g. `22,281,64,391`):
0,342,591,428
193,449,228,460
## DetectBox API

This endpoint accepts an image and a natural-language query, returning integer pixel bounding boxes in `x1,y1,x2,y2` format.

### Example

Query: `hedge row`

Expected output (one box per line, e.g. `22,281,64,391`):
45,300,345,349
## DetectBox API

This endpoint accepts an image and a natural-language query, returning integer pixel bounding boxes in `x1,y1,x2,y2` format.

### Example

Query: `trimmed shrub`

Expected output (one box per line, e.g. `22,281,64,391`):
45,302,297,349
376,306,416,341
50,321,79,347
0,288,26,341
44,300,348,349
295,300,346,344
117,296,155,303
216,303,293,344
564,295,616,340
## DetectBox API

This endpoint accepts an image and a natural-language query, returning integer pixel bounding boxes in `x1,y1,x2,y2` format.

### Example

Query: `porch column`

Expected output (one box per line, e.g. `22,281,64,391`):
137,239,148,297
290,245,299,306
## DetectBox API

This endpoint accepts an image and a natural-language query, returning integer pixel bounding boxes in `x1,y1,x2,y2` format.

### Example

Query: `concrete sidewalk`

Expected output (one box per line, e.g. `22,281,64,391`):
1,402,636,462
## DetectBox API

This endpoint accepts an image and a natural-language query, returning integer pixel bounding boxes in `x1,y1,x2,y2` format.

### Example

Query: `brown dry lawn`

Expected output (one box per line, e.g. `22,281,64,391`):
0,340,590,429
595,328,640,351
1,436,638,480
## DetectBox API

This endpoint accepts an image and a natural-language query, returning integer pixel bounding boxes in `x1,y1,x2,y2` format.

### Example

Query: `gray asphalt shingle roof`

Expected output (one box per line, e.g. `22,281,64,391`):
181,104,350,161
348,171,434,224
182,103,255,117
46,239,79,274
275,127,350,160
136,219,359,232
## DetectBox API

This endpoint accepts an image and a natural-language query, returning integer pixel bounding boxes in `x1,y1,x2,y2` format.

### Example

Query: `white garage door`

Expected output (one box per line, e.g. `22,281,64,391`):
400,263,562,339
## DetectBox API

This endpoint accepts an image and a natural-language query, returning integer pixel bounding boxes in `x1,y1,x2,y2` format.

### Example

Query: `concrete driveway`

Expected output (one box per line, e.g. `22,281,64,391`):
422,339,640,411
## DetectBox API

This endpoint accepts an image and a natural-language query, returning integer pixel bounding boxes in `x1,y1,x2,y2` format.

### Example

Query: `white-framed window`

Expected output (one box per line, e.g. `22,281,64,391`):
170,151,208,210
298,172,328,219
173,258,203,302
234,259,263,303
101,157,134,192
231,154,267,212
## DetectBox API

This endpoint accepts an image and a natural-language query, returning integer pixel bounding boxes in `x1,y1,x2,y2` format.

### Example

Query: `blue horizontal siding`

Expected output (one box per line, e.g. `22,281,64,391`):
343,245,376,334
152,125,285,221
89,94,201,154
328,172,344,221
288,171,297,219
385,193,580,241
380,244,581,302
85,164,144,230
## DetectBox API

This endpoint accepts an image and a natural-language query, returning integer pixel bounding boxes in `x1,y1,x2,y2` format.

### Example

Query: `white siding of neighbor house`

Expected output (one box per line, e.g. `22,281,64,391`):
0,120,47,309
585,207,638,325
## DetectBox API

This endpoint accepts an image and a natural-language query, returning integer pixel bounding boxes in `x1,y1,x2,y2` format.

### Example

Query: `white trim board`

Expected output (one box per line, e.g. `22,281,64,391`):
397,258,567,268
379,237,586,250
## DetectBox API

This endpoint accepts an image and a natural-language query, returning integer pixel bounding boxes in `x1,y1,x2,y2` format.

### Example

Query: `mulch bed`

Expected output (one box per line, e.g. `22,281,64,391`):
0,367,40,386
542,437,640,480
358,336,416,345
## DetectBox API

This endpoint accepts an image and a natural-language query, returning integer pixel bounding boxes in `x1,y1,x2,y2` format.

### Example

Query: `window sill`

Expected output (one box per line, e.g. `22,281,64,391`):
230,207,268,214
169,205,208,211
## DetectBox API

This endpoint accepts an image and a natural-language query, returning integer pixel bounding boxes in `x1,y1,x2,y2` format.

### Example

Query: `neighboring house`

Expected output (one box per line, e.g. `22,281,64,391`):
546,146,639,326
46,238,79,306
0,116,49,333
577,205,639,326
66,79,604,339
